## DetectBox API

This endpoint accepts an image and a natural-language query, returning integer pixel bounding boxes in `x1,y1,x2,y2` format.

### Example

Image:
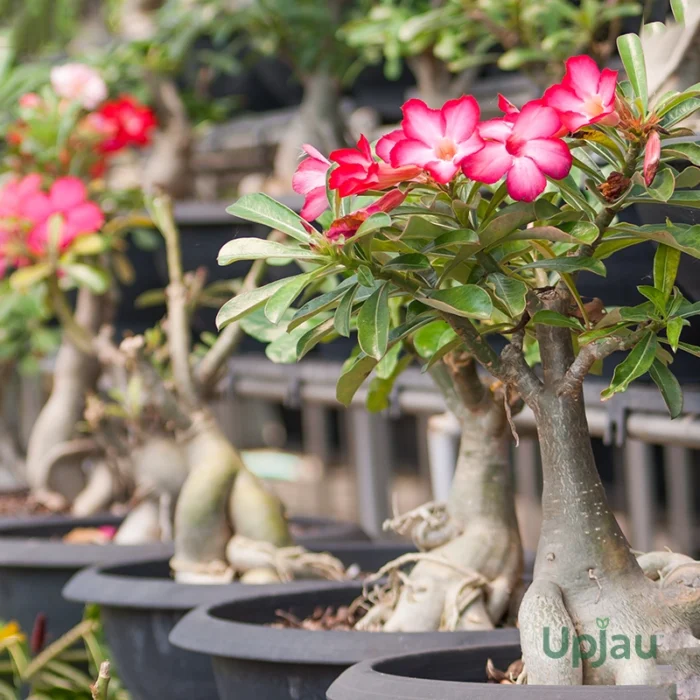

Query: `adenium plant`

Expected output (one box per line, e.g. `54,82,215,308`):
221,31,700,692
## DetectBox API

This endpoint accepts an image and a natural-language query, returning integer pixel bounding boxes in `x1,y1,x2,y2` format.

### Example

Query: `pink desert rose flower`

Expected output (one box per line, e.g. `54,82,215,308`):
326,189,406,242
25,177,105,254
0,174,44,275
381,96,483,183
643,131,661,187
329,135,421,197
50,64,107,110
18,93,42,109
292,144,331,221
543,55,619,132
495,94,568,137
462,101,572,202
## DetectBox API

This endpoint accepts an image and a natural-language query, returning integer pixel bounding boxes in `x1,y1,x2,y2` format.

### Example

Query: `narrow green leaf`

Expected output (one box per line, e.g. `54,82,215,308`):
633,223,700,258
376,343,403,380
334,284,358,337
617,33,648,112
666,316,684,351
357,282,391,360
63,264,111,294
531,310,584,330
601,332,658,400
264,272,314,324
677,300,700,318
646,167,675,201
664,142,700,166
226,194,311,242
520,256,607,277
413,320,452,358
649,359,683,418
336,353,378,405
216,277,290,329
670,0,685,23
357,266,375,287
487,273,527,318
218,237,318,265
675,166,700,189
637,285,667,314
479,201,555,246
289,277,356,330
296,317,336,359
660,97,700,127
9,262,52,291
422,284,493,319
579,323,629,345
352,212,391,241
384,253,431,271
653,244,681,300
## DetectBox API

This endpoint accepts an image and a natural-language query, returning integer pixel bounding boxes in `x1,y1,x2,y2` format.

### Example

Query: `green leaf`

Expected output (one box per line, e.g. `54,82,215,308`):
70,234,108,255
661,97,700,127
217,237,318,265
135,289,166,308
357,282,391,360
226,194,311,243
579,323,629,345
9,262,52,291
634,223,700,257
531,310,584,330
376,343,403,380
569,222,599,244
413,320,452,358
601,332,658,400
352,212,391,241
357,266,375,287
653,244,681,300
646,167,675,201
336,353,378,405
670,0,686,23
384,253,431,271
479,201,557,246
677,300,700,318
620,301,656,322
63,264,111,294
666,316,684,351
520,256,607,277
487,273,527,318
216,276,290,329
296,317,336,359
637,285,667,314
422,284,493,319
402,216,453,239
289,277,356,330
649,359,683,418
264,272,315,324
617,33,648,112
675,166,700,189
334,284,358,337
665,141,700,167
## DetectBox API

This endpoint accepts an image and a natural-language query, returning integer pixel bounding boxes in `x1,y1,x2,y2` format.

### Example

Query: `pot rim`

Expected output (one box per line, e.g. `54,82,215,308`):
62,541,414,611
327,645,676,699
169,584,520,666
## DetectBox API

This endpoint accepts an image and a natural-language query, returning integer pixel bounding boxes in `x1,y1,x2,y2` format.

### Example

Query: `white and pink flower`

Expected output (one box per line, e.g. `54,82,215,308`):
543,55,619,132
379,96,483,183
292,145,331,222
462,101,573,202
50,63,107,110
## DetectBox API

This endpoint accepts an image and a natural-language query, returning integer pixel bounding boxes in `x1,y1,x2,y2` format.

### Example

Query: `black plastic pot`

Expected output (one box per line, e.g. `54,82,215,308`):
169,583,521,700
0,514,169,641
64,542,414,700
327,645,676,699
0,513,365,643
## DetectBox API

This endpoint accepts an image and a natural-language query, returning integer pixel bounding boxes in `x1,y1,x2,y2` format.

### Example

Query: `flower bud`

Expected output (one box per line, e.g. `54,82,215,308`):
643,131,661,187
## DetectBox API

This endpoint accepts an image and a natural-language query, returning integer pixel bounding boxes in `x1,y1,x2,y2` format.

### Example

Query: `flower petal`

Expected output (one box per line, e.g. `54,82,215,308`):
293,155,330,196
366,189,407,214
299,186,328,221
506,157,546,202
64,202,105,239
543,84,583,115
520,138,572,179
597,68,618,105
498,93,519,116
424,159,460,183
478,118,512,142
401,99,445,145
390,138,437,168
461,142,513,184
511,102,562,141
301,144,330,165
562,55,601,99
442,95,479,143
50,177,87,210
376,129,405,163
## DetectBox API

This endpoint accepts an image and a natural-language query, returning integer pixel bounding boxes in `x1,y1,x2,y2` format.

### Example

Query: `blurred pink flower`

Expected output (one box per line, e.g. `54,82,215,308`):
543,56,619,132
0,174,44,275
462,101,572,202
292,144,331,221
25,177,104,254
50,63,107,110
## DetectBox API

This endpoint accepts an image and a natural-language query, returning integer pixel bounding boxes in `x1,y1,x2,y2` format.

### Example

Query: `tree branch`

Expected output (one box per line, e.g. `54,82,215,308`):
148,194,199,409
555,326,654,397
48,278,98,356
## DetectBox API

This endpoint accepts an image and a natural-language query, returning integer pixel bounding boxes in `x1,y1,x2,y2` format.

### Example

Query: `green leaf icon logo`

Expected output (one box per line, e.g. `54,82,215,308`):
596,617,610,630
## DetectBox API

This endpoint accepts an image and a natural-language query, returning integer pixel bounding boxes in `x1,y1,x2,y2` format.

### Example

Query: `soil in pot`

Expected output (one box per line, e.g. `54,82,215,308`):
169,583,521,700
63,542,415,700
327,644,678,700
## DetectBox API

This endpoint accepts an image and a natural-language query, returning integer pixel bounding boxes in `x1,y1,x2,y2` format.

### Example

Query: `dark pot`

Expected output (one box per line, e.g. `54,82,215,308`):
169,583,520,700
327,645,676,699
63,542,414,700
0,513,365,643
0,514,169,642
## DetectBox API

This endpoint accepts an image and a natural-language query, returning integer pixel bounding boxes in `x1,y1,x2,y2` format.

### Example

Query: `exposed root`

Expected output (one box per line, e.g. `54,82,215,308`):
225,535,346,582
169,556,234,584
383,501,463,551
637,551,697,582
71,460,115,517
113,499,162,544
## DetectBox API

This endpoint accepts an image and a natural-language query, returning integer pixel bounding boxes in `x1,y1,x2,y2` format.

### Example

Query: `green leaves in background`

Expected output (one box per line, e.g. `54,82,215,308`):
653,244,680,300
617,33,648,112
601,332,657,400
649,359,683,418
357,282,390,360
218,237,319,265
226,194,311,243
421,284,493,319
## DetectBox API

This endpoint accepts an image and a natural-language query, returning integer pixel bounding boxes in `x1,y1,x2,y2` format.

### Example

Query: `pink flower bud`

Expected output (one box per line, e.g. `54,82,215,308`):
643,131,661,187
